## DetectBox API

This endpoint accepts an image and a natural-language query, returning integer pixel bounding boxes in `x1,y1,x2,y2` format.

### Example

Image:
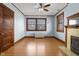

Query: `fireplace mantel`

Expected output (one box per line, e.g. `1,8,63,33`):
65,25,79,52
65,25,79,28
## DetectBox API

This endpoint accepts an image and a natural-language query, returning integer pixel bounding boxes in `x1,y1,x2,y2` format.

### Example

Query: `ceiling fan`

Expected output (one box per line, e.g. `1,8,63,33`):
35,3,51,12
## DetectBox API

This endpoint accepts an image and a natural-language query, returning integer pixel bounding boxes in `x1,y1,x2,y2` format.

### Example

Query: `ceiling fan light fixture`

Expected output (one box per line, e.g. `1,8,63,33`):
39,8,43,12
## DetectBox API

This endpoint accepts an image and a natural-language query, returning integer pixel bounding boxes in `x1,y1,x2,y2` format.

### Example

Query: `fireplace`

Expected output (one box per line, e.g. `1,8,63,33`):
71,36,79,55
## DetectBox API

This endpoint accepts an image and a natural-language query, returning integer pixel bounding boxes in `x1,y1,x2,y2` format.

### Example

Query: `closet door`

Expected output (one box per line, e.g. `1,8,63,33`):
0,5,3,52
1,6,14,51
0,4,14,52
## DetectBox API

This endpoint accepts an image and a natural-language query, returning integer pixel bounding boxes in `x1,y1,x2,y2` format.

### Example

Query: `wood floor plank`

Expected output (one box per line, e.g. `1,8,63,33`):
0,38,65,56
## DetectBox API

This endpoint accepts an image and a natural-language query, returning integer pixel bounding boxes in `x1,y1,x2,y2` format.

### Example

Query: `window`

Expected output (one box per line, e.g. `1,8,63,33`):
26,18,46,31
57,12,64,32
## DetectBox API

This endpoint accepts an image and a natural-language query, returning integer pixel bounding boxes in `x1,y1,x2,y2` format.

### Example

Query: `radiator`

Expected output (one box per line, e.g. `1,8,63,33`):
35,33,45,38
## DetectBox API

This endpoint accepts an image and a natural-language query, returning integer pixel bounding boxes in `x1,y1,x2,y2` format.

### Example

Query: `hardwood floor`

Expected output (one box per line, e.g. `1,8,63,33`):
0,37,65,56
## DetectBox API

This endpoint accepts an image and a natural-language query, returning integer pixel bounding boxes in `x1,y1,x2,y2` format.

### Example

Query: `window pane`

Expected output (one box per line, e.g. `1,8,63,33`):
59,19,63,24
57,12,64,32
58,24,63,30
28,24,36,30
37,19,45,24
27,18,46,31
28,19,36,24
58,15,63,30
37,24,45,30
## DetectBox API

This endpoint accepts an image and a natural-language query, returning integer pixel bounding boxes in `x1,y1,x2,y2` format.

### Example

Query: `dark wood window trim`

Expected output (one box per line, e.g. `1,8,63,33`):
56,12,64,32
26,18,47,31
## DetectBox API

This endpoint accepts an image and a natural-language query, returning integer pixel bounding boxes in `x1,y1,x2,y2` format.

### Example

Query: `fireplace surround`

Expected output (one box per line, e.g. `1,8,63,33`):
59,13,79,56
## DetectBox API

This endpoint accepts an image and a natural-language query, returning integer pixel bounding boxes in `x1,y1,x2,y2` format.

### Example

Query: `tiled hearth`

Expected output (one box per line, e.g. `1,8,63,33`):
59,46,77,56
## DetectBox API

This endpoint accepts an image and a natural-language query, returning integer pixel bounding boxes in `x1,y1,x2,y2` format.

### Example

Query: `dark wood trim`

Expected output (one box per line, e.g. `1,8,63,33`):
65,26,67,47
53,36,65,44
67,18,69,26
65,25,79,28
24,36,54,38
35,37,44,39
26,18,47,31
67,13,79,26
24,36,35,38
45,18,47,31
45,36,54,38
35,18,38,31
25,36,54,38
56,12,64,32
67,13,79,19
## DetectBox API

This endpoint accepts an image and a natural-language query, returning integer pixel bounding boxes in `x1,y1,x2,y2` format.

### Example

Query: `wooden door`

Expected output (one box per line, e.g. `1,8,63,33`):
0,5,3,52
0,4,14,52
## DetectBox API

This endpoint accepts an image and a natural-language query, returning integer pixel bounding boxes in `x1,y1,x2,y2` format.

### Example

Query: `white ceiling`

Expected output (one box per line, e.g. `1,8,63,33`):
14,3,68,15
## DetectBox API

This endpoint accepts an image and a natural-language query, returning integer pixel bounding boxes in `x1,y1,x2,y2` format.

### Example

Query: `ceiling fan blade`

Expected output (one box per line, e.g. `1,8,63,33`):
44,4,50,8
44,9,49,12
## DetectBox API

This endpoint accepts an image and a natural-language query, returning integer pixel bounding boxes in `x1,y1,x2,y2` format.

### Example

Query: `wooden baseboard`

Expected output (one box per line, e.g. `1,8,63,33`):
45,36,54,38
25,36,54,38
53,36,65,44
14,36,65,44
24,36,35,38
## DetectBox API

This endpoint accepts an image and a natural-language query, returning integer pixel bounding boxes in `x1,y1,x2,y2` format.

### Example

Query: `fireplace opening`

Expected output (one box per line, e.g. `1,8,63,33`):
71,36,79,55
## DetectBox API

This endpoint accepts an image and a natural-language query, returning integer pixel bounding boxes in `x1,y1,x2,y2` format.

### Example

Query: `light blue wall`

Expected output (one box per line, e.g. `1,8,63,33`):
54,3,79,41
